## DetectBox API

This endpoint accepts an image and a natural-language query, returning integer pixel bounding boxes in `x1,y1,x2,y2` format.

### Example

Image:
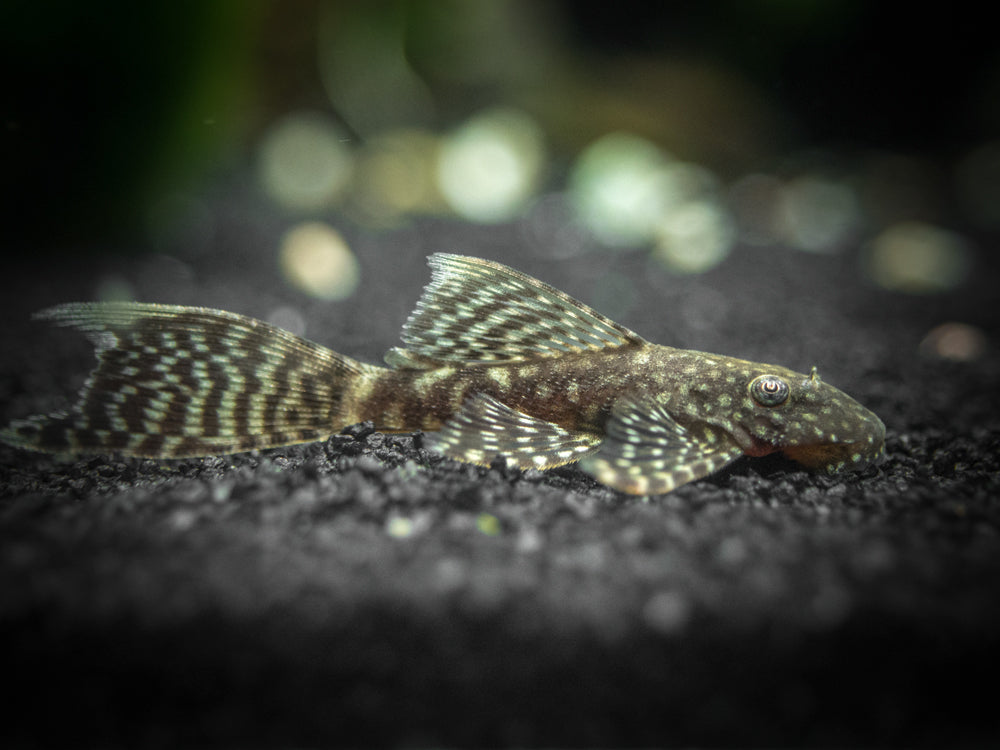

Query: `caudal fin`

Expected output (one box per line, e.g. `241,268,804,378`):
1,302,379,457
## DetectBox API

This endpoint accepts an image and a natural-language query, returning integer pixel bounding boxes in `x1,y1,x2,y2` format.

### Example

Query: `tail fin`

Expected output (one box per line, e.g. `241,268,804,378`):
1,302,380,458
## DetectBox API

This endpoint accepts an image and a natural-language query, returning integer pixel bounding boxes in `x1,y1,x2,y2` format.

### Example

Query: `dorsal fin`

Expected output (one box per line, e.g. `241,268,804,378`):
385,254,646,369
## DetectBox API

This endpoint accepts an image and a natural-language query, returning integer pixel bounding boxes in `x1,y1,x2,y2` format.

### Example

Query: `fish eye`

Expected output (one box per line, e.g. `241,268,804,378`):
749,374,789,407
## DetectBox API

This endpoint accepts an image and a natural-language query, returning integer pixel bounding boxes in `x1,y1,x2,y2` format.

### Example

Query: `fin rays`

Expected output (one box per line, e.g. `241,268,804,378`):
579,395,743,495
387,254,645,368
426,393,602,470
2,303,374,457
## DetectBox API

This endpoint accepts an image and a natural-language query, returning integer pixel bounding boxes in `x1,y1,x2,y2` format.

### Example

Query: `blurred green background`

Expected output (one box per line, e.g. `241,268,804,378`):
3,0,998,298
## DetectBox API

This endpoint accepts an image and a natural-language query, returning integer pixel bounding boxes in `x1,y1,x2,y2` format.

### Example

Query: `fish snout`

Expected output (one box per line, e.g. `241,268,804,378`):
782,393,886,473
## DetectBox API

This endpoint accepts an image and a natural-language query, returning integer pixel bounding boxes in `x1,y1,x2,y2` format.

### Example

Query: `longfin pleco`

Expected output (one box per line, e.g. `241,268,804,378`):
1,254,886,495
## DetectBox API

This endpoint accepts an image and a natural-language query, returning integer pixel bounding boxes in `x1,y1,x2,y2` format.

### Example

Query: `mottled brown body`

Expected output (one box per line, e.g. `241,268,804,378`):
348,342,883,475
355,347,646,435
1,254,885,494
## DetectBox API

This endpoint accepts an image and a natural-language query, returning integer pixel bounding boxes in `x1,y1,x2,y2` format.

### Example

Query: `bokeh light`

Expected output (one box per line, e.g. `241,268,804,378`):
918,322,987,362
351,128,444,222
777,176,860,253
568,132,673,248
863,221,972,293
568,132,733,271
386,516,417,539
476,513,501,536
24,2,989,300
652,201,734,274
727,172,861,253
436,107,545,222
258,112,354,212
569,133,734,273
279,221,360,300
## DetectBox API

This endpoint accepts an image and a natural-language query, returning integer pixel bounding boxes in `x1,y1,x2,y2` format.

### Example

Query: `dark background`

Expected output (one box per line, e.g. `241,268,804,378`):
4,1,999,248
2,1,999,746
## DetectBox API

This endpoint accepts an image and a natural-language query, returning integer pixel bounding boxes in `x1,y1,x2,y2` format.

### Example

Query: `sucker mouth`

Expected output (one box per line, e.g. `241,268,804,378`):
782,438,885,472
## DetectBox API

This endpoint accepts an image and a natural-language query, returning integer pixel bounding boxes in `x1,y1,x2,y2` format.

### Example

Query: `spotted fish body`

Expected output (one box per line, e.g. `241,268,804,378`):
0,254,885,494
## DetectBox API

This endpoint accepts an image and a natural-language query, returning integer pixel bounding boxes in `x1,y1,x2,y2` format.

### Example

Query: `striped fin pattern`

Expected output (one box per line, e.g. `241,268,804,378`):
385,253,646,368
426,393,602,470
1,303,371,457
579,394,743,495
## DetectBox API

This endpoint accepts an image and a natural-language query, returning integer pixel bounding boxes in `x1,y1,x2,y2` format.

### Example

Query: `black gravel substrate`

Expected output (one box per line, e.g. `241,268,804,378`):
2,214,998,747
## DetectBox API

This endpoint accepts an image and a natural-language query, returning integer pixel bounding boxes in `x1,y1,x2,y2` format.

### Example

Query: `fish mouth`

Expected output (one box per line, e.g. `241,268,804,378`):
782,435,885,472
781,404,886,473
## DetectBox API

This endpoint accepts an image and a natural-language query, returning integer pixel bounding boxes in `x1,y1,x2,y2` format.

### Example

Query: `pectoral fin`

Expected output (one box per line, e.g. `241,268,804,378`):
579,396,742,495
426,393,602,470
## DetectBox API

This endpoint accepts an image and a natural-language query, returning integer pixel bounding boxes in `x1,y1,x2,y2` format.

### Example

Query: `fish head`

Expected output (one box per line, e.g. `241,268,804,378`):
747,365,884,472
694,360,885,473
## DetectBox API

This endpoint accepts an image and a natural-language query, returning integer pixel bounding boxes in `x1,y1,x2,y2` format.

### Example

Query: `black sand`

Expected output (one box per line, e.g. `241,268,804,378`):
2,215,998,746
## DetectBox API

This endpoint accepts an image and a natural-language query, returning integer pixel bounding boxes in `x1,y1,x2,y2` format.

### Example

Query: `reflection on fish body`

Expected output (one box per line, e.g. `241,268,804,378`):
0,254,885,494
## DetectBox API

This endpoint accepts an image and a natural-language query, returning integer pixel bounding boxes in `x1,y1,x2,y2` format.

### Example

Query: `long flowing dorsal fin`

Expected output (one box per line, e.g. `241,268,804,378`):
384,254,646,369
